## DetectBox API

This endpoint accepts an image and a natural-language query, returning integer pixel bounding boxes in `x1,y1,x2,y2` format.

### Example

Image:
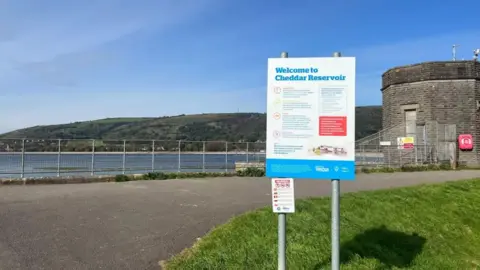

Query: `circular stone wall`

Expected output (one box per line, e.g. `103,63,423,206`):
381,60,480,165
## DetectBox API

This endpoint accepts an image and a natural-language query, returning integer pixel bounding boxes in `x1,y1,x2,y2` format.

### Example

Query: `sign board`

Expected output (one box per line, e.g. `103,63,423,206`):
266,57,356,180
397,137,414,149
458,134,473,150
380,141,391,146
272,178,295,213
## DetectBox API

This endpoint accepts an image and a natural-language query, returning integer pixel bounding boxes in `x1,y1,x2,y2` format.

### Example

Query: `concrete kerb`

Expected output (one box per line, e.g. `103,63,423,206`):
0,173,237,186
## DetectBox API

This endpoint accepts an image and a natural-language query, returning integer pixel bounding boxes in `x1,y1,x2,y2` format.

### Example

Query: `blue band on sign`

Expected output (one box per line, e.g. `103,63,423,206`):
266,159,355,180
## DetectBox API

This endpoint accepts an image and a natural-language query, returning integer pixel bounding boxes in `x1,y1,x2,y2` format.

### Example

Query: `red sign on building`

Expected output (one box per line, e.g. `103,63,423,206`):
458,134,473,150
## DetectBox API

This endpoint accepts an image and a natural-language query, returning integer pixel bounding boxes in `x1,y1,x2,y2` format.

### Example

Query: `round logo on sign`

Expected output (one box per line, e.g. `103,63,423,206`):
462,138,471,145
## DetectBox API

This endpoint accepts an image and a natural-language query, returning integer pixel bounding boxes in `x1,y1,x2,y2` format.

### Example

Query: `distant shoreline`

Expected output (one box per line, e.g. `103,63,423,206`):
0,151,265,155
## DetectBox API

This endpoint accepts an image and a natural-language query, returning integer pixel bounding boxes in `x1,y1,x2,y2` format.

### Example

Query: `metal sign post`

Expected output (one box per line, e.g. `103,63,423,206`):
277,51,289,270
278,211,286,270
266,51,356,270
331,178,340,270
272,177,295,270
331,52,341,270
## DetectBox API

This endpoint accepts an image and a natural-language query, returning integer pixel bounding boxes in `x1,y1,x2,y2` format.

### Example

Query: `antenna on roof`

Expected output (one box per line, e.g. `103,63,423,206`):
474,49,480,61
452,44,459,61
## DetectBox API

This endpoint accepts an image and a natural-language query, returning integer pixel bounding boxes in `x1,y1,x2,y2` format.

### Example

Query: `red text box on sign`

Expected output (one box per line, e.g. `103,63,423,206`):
403,143,414,149
319,116,347,136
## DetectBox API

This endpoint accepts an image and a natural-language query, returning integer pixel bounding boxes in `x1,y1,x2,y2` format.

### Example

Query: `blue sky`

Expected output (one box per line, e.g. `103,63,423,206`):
1,0,479,133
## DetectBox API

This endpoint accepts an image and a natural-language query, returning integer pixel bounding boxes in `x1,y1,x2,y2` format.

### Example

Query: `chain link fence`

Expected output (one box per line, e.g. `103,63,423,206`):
0,139,266,178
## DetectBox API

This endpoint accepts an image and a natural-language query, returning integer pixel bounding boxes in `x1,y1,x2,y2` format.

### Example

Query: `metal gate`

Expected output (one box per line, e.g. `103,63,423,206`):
436,124,457,162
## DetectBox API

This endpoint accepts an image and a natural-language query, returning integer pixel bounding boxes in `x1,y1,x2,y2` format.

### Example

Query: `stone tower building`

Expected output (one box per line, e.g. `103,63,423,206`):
381,60,480,165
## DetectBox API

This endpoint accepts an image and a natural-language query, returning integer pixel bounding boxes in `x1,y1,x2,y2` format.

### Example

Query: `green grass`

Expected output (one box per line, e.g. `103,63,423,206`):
165,179,480,270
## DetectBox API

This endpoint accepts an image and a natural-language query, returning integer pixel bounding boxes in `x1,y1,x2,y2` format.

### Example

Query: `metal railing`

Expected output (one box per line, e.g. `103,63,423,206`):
0,139,266,178
355,120,457,167
354,144,440,167
0,137,455,178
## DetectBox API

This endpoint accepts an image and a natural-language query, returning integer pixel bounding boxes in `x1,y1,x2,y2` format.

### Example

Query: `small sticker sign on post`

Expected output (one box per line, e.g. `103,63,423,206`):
272,178,295,214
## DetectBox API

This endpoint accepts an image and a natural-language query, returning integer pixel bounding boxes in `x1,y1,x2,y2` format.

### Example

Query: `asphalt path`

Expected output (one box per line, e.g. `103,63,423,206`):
1,170,479,270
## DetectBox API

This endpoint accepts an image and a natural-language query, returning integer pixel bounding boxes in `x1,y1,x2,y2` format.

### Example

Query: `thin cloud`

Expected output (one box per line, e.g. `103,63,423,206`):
0,0,220,87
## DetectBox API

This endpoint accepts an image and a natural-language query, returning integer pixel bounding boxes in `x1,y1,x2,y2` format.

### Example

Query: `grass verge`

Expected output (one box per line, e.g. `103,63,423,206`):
164,179,480,270
114,167,266,182
113,164,468,183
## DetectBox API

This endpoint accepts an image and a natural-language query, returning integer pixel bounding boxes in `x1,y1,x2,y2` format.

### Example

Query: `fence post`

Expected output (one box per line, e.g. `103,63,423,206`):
435,121,439,163
362,146,366,165
20,139,25,178
151,140,155,172
414,137,418,165
122,140,126,175
398,148,402,167
177,140,181,172
423,125,427,163
246,142,249,163
225,141,228,173
57,139,61,177
202,141,206,172
91,139,95,176
387,146,391,167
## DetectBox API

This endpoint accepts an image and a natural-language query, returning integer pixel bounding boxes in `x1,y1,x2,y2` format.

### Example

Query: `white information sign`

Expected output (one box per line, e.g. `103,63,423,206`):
271,178,295,213
266,57,356,180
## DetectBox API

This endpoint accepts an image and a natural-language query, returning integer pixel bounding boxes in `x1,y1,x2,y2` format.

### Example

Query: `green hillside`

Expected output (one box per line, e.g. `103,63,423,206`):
0,106,382,143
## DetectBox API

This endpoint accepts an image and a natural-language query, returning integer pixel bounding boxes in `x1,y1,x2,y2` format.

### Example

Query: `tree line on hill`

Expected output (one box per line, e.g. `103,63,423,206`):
0,107,382,152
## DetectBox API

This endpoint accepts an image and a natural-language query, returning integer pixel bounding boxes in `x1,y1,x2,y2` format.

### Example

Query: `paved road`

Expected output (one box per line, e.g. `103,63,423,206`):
0,170,479,270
